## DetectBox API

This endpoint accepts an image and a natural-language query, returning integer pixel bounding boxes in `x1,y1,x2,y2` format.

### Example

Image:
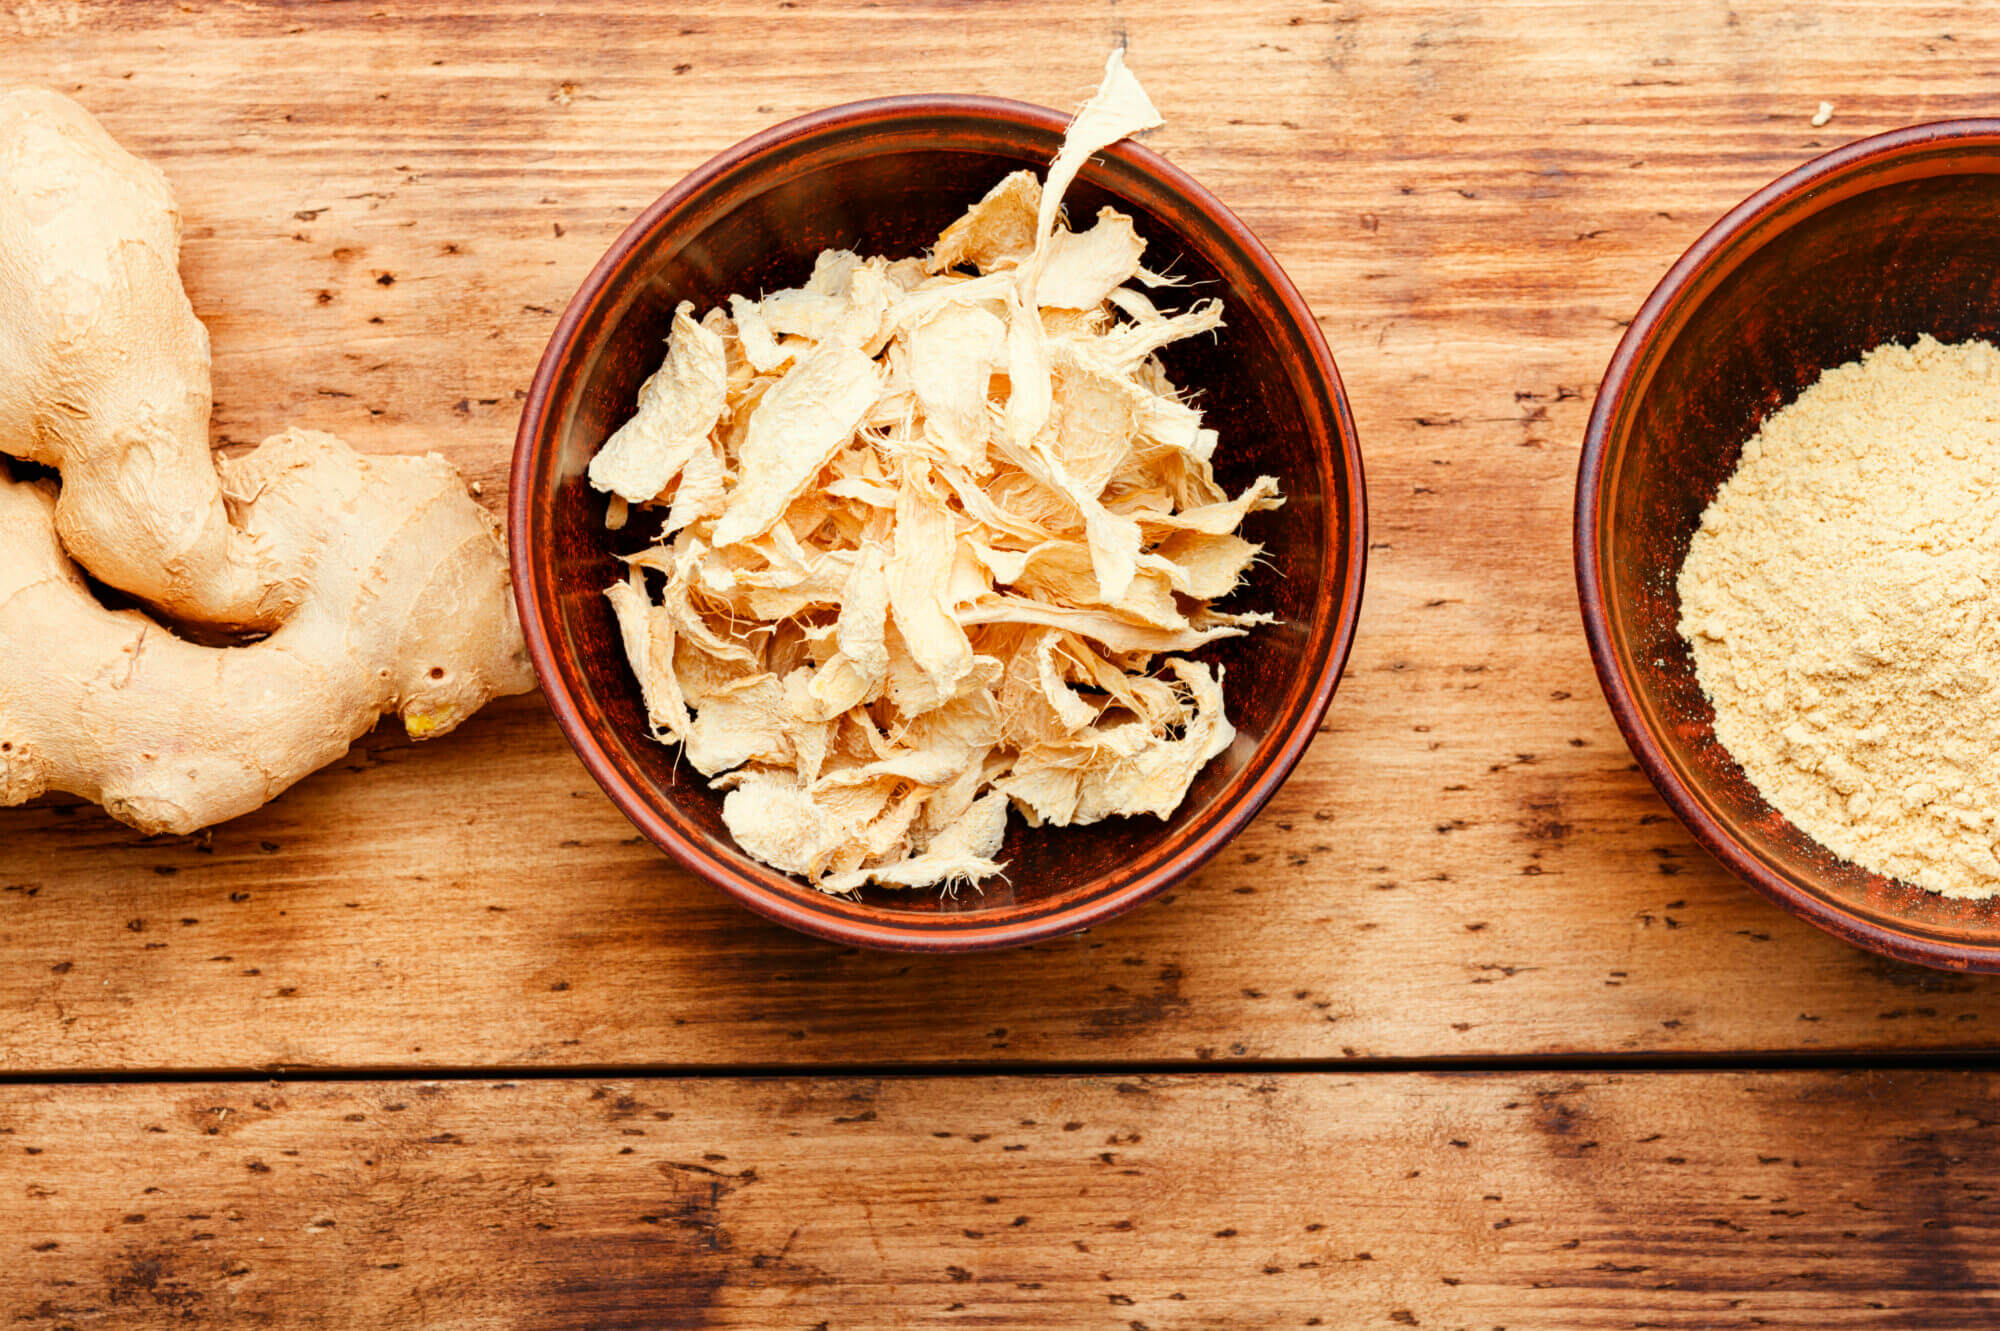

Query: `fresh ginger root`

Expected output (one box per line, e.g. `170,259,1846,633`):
0,431,532,833
0,88,298,632
0,89,533,835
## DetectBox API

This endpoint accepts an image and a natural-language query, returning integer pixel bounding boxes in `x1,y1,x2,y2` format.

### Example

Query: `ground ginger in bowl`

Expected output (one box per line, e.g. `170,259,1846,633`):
584,53,1283,896
1680,335,2000,900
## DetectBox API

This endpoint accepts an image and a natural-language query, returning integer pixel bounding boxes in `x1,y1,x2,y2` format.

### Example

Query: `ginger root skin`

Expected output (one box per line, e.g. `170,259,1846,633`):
0,87,297,632
0,90,534,835
0,430,533,836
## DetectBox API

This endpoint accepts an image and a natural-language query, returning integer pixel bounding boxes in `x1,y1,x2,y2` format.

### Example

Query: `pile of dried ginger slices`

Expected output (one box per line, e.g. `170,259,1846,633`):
589,52,1283,895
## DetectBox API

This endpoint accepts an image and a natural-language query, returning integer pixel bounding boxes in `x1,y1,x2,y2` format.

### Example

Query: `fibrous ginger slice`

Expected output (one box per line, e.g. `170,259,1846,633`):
820,791,1010,894
683,672,795,777
884,462,976,707
729,295,790,373
1046,342,1146,494
929,170,1042,275
1153,528,1262,599
1030,550,1186,631
758,253,898,353
800,544,891,718
1071,658,1234,822
1095,297,1224,373
712,340,881,548
606,568,689,742
906,302,1006,469
586,302,729,507
1059,632,1186,729
721,769,848,879
1018,48,1163,306
1134,474,1286,536
1037,207,1146,311
958,595,1248,654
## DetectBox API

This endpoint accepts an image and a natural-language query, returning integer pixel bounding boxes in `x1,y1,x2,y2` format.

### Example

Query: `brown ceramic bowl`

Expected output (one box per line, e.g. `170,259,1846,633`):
1578,120,2000,971
512,96,1366,951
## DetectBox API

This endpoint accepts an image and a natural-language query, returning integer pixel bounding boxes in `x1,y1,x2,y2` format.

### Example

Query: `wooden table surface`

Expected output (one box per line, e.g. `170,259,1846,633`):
7,1,2000,1325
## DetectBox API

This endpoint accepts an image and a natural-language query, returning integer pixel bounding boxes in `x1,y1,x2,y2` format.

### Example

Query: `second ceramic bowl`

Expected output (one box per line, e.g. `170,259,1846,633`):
1578,120,2000,971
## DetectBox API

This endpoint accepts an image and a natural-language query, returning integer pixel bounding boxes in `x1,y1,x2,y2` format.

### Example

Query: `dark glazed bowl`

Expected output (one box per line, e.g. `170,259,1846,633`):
512,96,1366,951
1578,120,2000,972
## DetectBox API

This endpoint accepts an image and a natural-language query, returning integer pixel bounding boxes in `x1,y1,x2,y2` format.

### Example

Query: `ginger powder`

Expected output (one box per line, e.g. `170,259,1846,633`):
1679,335,2000,898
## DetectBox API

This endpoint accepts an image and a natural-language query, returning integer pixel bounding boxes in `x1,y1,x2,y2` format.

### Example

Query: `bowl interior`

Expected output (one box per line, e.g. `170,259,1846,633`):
516,102,1361,947
1588,127,2000,962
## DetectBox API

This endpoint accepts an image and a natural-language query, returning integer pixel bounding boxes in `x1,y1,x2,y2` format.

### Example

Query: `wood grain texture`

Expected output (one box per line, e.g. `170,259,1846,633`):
5,1070,1998,1329
7,0,2000,1070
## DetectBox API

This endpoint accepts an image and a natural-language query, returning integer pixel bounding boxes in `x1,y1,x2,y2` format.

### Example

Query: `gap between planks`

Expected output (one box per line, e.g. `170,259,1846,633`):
9,1048,2000,1087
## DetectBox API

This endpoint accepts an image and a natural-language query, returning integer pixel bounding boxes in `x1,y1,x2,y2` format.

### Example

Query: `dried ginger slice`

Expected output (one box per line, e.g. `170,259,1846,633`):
819,791,1009,894
800,544,890,718
1096,297,1225,373
1017,48,1163,307
682,673,796,777
591,50,1282,897
998,292,1147,601
586,302,728,509
958,596,1250,655
1071,657,1235,822
1046,341,1147,494
606,568,689,743
1037,207,1147,311
720,770,847,879
883,462,977,709
904,302,1006,468
928,170,1042,275
1003,542,1187,631
712,340,881,547
1152,529,1261,599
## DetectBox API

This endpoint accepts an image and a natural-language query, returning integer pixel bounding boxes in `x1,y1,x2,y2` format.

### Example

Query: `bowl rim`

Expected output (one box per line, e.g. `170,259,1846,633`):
1576,117,2000,972
511,92,1368,952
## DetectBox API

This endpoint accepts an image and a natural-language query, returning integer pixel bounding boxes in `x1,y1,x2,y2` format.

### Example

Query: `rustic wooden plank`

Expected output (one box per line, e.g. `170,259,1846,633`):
7,0,2000,1071
3,1069,1996,1328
